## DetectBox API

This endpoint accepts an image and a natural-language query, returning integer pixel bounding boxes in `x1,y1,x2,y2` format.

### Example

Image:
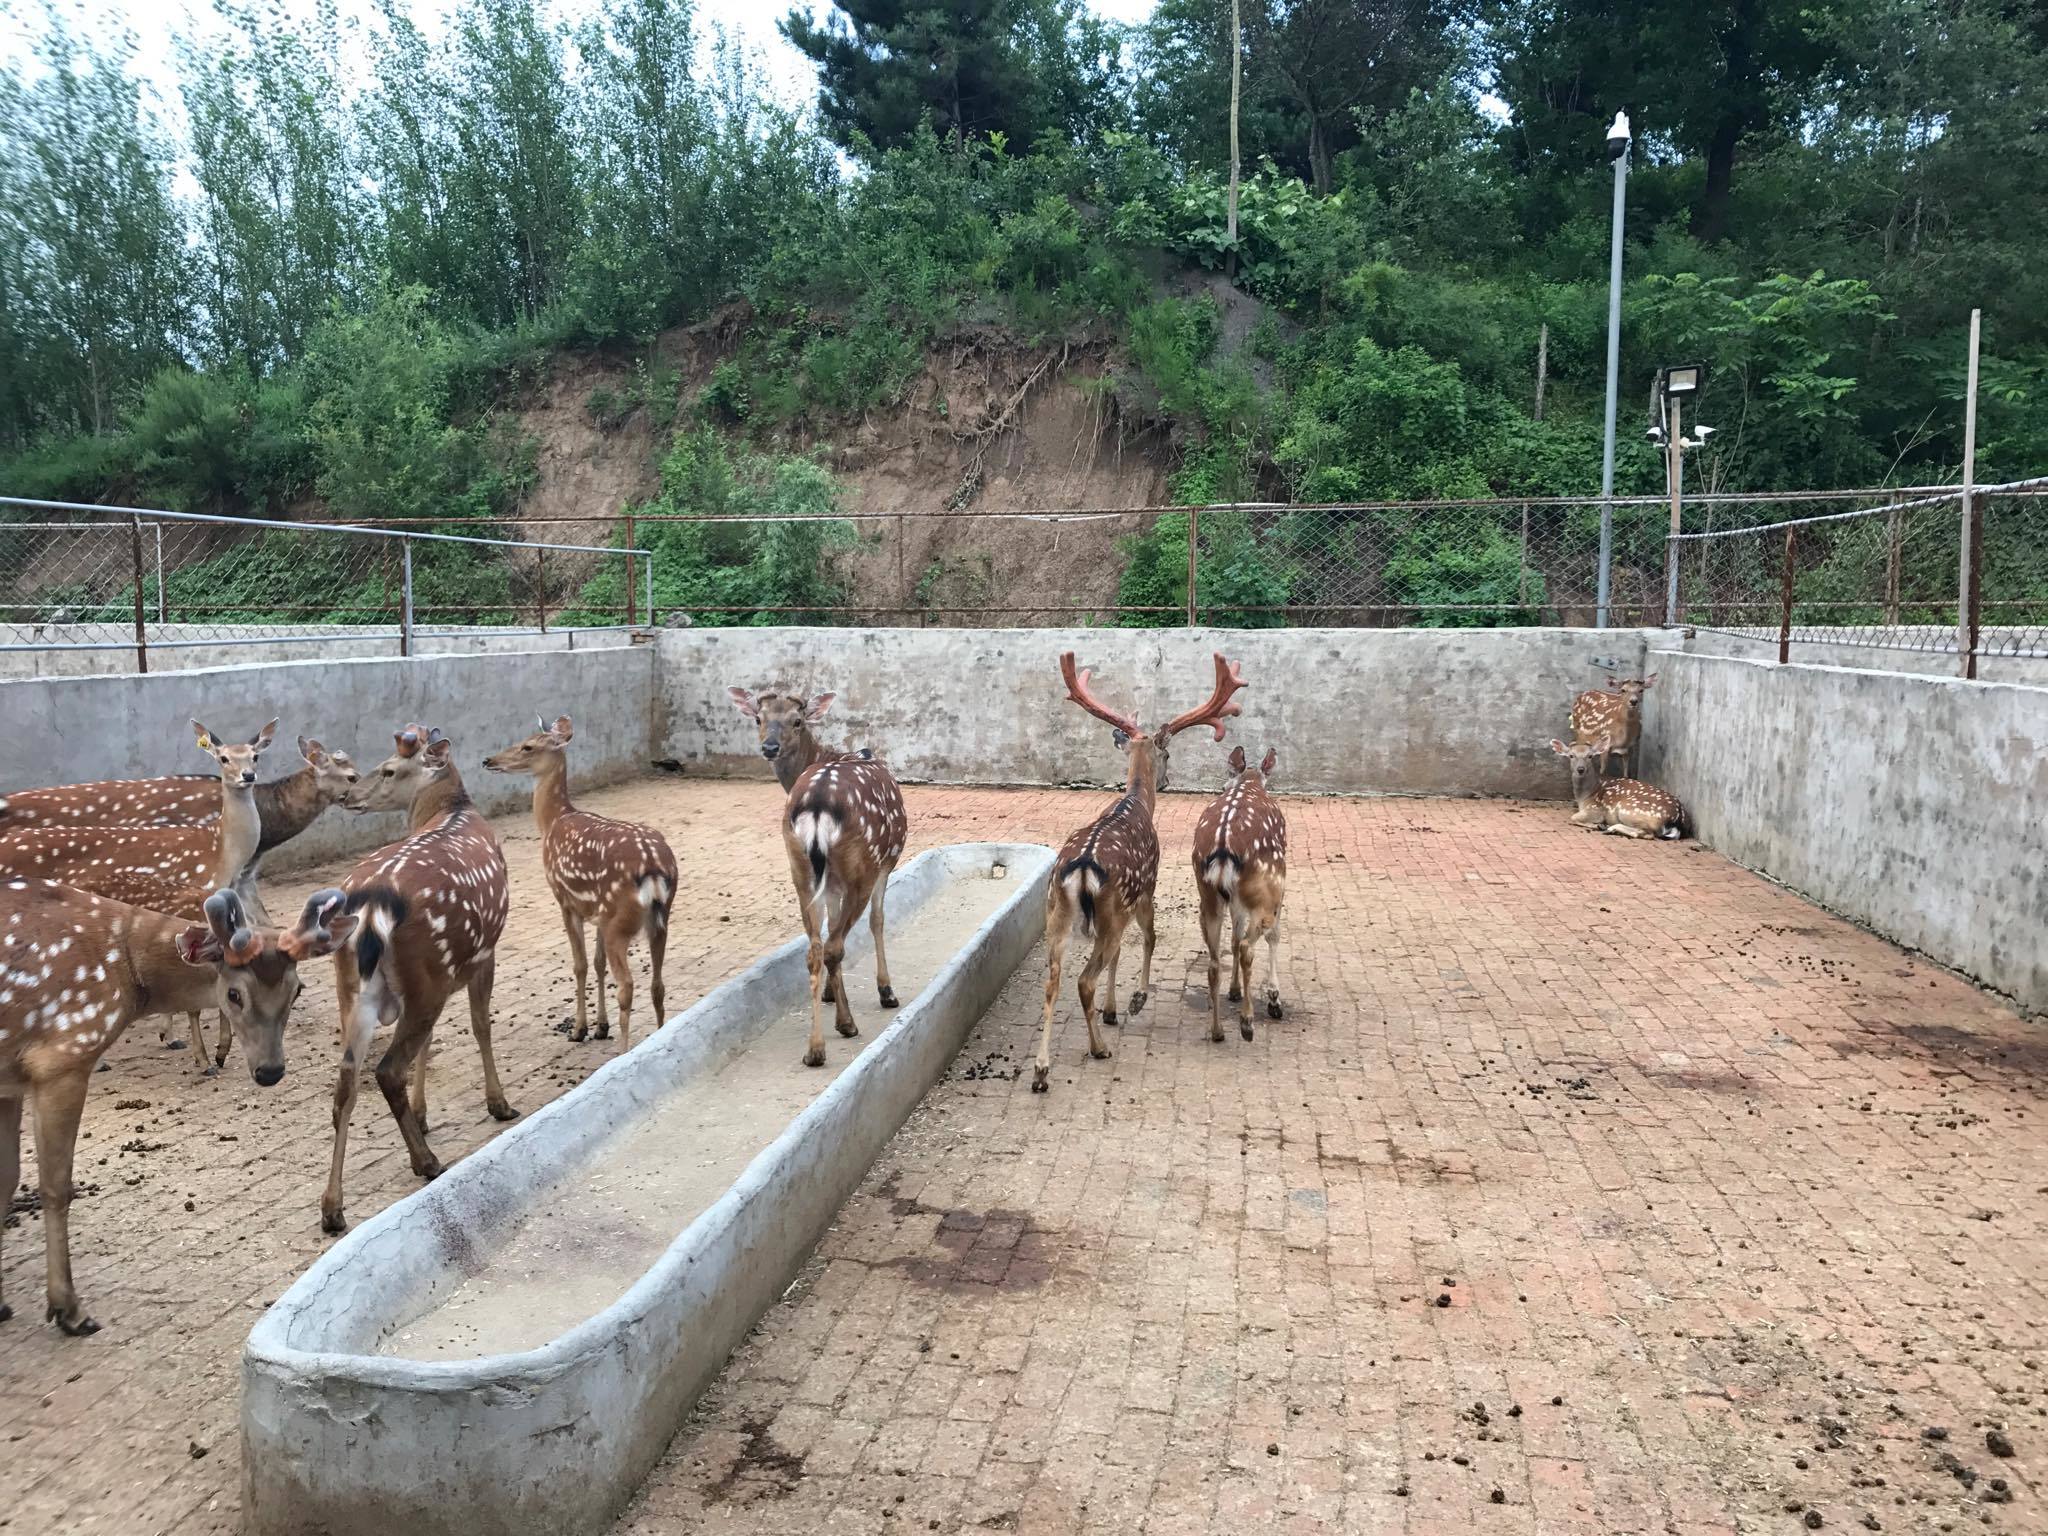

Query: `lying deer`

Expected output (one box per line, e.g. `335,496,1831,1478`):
320,725,512,1234
1033,651,1246,1093
1193,745,1287,1043
1,881,353,1334
727,687,908,1068
0,734,360,920
483,716,676,1050
1549,739,1689,839
0,719,276,1071
1568,673,1657,780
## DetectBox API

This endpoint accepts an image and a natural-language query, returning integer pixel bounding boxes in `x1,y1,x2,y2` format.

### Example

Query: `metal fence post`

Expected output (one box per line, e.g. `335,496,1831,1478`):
624,513,638,628
1958,309,1981,678
1185,508,1200,627
1663,397,1684,624
644,556,654,634
129,514,148,674
536,546,548,634
400,541,414,658
154,524,166,625
1777,526,1796,664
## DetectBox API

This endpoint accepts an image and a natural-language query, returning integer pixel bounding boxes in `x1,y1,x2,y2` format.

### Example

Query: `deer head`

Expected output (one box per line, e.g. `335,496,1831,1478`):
481,716,575,776
728,687,835,786
1059,651,1246,791
1549,738,1605,803
297,736,360,802
345,724,454,813
192,717,277,790
1604,674,1658,705
173,888,356,1085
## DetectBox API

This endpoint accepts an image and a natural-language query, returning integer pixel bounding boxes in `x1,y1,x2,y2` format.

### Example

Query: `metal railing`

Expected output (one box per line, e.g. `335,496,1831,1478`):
0,498,654,672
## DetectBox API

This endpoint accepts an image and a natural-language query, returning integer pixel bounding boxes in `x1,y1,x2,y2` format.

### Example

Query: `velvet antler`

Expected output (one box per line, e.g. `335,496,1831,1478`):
1160,653,1247,742
1058,652,1142,737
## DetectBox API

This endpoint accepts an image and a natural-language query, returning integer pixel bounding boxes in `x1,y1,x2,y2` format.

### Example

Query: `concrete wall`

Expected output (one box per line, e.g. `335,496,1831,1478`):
656,626,1660,799
0,645,657,870
1681,626,2048,688
1638,650,2048,1014
0,625,634,679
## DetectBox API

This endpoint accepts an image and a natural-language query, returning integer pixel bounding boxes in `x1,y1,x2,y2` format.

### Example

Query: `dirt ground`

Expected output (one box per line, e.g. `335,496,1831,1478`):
1,781,2042,1536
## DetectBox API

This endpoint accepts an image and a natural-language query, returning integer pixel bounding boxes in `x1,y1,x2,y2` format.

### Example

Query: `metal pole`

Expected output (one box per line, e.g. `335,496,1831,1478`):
536,547,548,634
400,541,414,658
1598,137,1629,630
129,515,148,674
1777,526,1796,664
644,554,654,632
154,524,165,625
1185,508,1200,626
1958,308,1981,678
1664,397,1683,624
624,514,638,628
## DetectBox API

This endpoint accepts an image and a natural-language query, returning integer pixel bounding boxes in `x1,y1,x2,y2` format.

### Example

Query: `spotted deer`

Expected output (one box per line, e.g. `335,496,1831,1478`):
1568,673,1657,780
1,881,353,1334
319,725,512,1234
1033,651,1246,1093
727,687,908,1069
1193,745,1287,1043
0,719,276,1070
1549,739,1689,839
483,716,676,1051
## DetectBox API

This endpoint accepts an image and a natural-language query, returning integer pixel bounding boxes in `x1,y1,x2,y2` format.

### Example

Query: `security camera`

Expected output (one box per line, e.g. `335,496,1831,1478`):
1693,424,1717,439
1606,111,1631,163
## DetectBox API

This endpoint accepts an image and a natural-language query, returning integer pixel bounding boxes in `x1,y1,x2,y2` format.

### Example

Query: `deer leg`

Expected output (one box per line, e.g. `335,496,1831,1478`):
186,1011,216,1074
561,906,591,1043
211,1008,233,1072
0,1094,20,1324
1033,896,1069,1092
1227,900,1248,1003
1262,906,1284,1021
819,886,838,1006
1101,933,1123,1027
322,982,383,1234
468,956,516,1121
1199,888,1226,1043
647,901,668,1030
603,923,634,1053
1603,822,1650,839
374,1011,443,1181
871,860,900,1009
31,1069,96,1334
592,939,611,1040
408,1041,431,1138
1235,912,1276,1043
826,875,868,1040
1129,892,1157,1015
790,844,829,1068
1076,922,1116,1063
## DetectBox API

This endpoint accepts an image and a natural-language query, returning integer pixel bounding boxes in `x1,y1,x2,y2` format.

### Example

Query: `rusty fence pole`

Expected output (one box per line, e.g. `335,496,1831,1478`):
1958,308,1981,678
536,546,548,634
1776,525,1796,664
624,514,638,628
1185,508,1200,627
129,514,149,674
1965,491,1984,680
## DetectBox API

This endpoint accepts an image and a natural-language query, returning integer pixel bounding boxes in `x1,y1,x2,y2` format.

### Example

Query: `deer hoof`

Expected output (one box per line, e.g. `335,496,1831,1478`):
1210,1025,1225,1043
1227,985,1242,1003
1128,992,1147,1015
1030,1066,1049,1093
1240,1021,1255,1042
488,1100,519,1123
1101,1010,1119,1028
320,1206,348,1235
820,981,837,1004
413,1154,444,1181
1090,1045,1112,1060
0,1302,13,1324
1266,997,1283,1020
50,1304,100,1336
835,1021,860,1039
594,1023,611,1040
878,985,900,1008
803,1047,827,1068
212,1052,229,1071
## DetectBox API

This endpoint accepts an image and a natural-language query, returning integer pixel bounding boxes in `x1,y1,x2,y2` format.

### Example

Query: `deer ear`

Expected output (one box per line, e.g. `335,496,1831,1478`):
551,715,574,742
803,692,837,723
1228,745,1247,773
1642,672,1658,688
175,926,222,966
1260,747,1277,776
1112,728,1131,751
251,718,279,750
727,687,760,719
423,735,454,765
191,719,217,753
1550,738,1570,755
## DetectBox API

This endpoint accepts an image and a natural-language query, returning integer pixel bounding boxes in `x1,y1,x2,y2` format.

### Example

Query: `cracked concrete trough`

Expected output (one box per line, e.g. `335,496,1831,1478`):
241,840,1055,1536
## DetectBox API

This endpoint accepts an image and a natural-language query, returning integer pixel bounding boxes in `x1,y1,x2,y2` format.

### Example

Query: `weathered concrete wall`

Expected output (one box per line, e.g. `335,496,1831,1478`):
0,646,657,870
1638,651,2048,1014
242,842,1053,1536
1680,627,2048,688
0,625,634,679
656,626,1659,798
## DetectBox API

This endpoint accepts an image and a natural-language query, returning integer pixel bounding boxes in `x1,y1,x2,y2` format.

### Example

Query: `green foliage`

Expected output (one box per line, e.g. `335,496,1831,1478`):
1382,521,1545,627
1115,510,1292,626
129,369,250,512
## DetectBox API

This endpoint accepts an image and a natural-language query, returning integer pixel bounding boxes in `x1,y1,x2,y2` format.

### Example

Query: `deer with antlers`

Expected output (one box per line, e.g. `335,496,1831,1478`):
0,719,277,1071
1,881,353,1334
1193,745,1288,1044
318,725,512,1234
1033,651,1245,1093
483,716,676,1051
727,687,908,1069
1568,673,1658,781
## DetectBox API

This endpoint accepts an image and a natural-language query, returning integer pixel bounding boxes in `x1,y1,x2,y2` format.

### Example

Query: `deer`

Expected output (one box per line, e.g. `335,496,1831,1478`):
727,687,908,1069
1568,673,1658,781
1033,651,1246,1093
483,716,676,1051
0,719,276,1072
1192,745,1287,1044
1,881,354,1334
1549,739,1690,839
318,724,513,1234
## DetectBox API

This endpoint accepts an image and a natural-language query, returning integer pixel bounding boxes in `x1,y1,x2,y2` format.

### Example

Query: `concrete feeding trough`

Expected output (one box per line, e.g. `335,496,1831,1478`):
242,840,1054,1536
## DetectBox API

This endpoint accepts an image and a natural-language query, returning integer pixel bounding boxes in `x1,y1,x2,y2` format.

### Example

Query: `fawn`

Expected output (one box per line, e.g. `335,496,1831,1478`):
484,716,676,1050
1192,745,1287,1042
1549,739,1689,838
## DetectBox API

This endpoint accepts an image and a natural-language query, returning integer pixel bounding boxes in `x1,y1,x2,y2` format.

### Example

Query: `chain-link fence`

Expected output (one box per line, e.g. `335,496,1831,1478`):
0,499,652,671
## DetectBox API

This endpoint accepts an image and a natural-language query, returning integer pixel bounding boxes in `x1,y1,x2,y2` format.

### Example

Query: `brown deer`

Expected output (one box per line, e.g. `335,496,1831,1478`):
1568,673,1658,780
1033,651,1246,1093
1192,745,1287,1043
319,725,512,1234
727,687,908,1069
1549,739,1689,839
0,719,276,1070
483,716,676,1050
1,881,353,1333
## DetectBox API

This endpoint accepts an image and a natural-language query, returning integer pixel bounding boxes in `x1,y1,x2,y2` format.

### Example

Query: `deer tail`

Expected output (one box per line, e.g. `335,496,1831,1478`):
1199,847,1242,897
1059,857,1103,935
343,889,407,980
790,808,839,913
637,873,671,937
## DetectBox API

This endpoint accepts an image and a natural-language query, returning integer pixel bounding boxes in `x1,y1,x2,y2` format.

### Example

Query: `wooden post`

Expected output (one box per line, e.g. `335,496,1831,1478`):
129,515,148,674
1958,309,1981,678
1777,526,1796,664
1186,508,1200,626
1533,323,1549,422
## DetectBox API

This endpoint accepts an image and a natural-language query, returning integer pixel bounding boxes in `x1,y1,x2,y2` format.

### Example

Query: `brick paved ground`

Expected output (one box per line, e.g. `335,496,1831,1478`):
2,780,2043,1536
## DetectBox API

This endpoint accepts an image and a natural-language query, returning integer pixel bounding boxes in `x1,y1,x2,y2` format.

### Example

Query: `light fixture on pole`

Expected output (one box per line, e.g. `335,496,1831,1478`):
1596,110,1630,630
1653,363,1712,624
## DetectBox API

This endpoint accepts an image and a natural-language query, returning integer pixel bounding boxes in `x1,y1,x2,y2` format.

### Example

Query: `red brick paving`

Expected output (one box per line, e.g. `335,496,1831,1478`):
2,781,2043,1536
